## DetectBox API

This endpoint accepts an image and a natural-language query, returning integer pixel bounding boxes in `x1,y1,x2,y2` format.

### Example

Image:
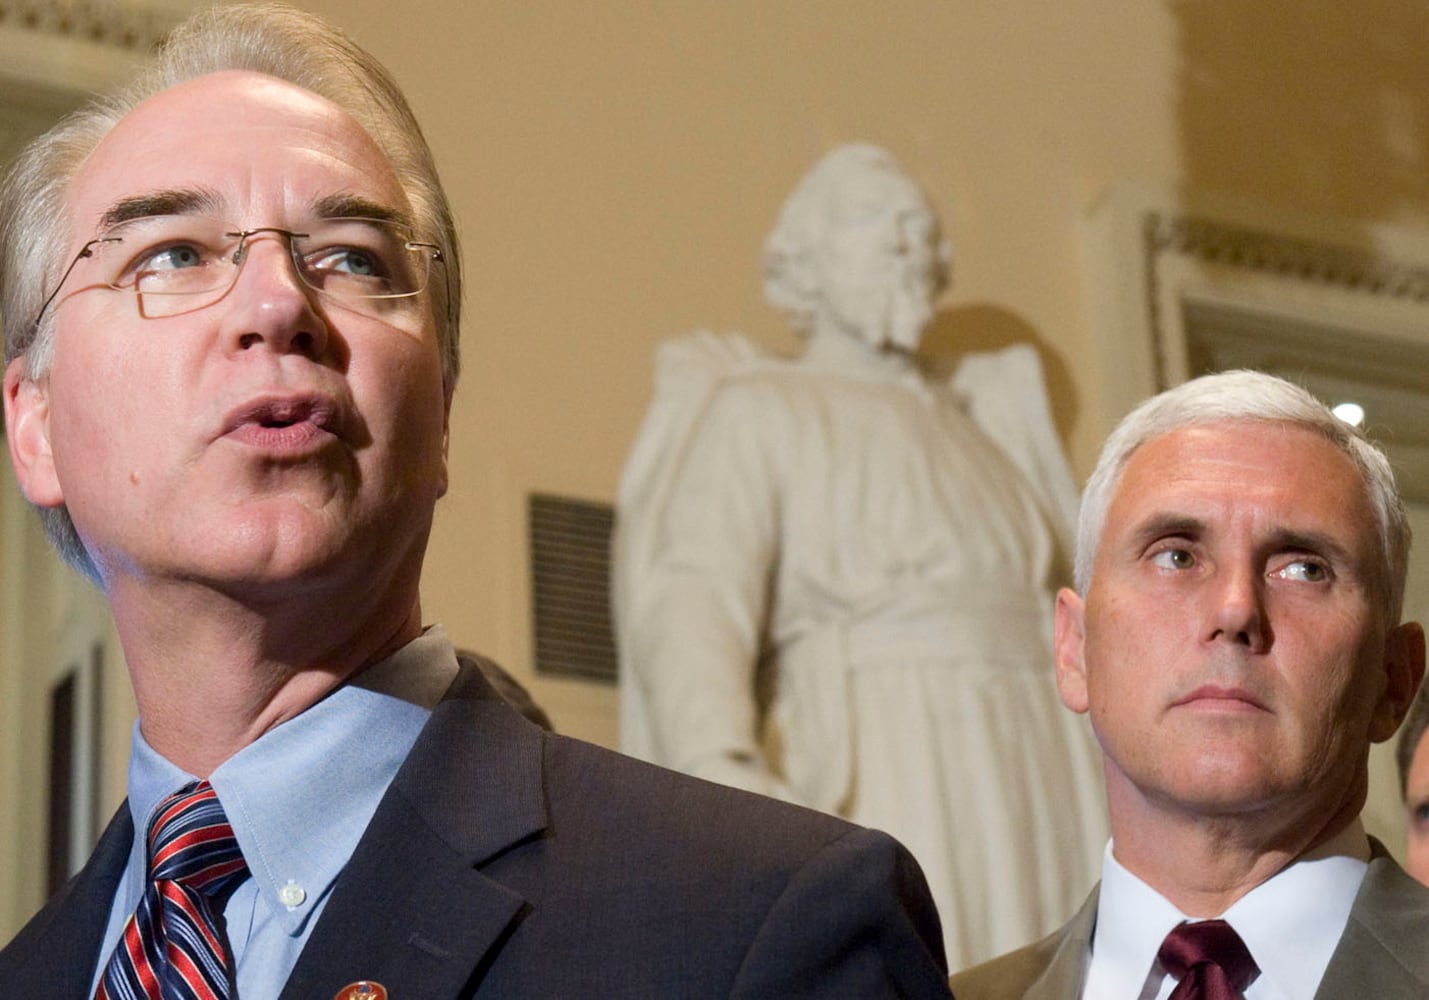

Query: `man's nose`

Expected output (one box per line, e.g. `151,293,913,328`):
223,233,329,359
1203,562,1269,652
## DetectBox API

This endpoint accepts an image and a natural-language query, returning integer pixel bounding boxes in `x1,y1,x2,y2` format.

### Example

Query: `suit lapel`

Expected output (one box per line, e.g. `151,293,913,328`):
1024,889,1097,1000
1316,847,1429,999
955,844,1429,1000
280,659,547,1000
0,806,133,997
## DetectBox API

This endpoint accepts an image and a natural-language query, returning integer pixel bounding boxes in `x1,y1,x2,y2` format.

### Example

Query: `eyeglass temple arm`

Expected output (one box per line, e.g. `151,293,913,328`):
33,237,123,331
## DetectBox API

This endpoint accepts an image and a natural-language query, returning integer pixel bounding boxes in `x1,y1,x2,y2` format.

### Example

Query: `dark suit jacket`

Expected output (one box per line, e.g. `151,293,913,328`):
1,658,951,998
947,843,1429,999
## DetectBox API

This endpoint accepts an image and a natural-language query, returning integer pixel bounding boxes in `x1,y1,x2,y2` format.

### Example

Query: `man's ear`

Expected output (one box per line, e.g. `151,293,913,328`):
436,387,451,500
3,357,64,507
1054,587,1091,714
1370,620,1427,744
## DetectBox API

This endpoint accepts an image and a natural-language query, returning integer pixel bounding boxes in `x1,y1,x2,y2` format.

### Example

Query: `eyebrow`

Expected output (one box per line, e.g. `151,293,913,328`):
1126,513,1204,552
312,194,411,227
99,188,223,230
1262,528,1359,569
96,189,413,231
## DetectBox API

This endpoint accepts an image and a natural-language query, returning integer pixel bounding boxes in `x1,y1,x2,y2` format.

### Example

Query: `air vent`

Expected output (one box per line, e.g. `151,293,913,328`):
528,493,617,683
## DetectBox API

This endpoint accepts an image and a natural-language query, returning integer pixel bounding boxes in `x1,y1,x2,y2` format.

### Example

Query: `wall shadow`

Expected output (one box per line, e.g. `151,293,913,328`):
920,303,1079,445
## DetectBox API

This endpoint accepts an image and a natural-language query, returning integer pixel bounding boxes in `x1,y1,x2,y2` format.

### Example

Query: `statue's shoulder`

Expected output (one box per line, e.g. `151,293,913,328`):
653,329,808,404
652,329,766,384
620,332,764,510
947,341,1045,400
945,341,1079,558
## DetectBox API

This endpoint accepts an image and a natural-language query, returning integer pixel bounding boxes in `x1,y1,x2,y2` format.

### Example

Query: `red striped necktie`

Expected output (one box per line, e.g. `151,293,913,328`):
95,780,249,1000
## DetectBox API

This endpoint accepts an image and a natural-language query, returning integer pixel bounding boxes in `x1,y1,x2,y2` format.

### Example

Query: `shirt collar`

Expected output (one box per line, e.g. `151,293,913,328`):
125,625,461,936
1086,841,1188,999
1087,825,1369,999
1220,821,1369,998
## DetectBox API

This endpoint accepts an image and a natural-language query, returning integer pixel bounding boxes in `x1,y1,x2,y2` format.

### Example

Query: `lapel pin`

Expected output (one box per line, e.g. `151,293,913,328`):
335,982,389,1000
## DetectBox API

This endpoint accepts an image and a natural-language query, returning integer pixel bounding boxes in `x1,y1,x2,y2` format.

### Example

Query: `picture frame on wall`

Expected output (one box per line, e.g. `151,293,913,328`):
46,642,103,896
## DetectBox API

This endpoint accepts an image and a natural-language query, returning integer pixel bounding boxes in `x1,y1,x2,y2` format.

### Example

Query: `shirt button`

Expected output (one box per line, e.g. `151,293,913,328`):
279,881,307,907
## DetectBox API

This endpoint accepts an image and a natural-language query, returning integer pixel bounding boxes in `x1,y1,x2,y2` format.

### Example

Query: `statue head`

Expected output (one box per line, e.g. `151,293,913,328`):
764,144,951,353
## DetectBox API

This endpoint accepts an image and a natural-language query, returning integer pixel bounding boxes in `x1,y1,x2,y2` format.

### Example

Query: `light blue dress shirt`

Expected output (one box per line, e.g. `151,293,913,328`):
87,627,461,998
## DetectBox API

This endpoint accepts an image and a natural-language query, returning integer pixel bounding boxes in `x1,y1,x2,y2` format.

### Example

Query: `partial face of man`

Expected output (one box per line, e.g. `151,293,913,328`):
1405,732,1429,885
812,166,941,354
1055,422,1422,834
4,71,449,603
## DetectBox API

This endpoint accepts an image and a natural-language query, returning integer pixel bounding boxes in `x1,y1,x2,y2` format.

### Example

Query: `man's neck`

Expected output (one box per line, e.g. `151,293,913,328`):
1107,787,1369,917
107,574,425,777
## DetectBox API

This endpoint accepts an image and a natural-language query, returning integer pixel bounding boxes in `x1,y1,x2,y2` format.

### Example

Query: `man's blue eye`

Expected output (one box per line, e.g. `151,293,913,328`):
308,247,384,276
334,250,377,275
144,244,204,271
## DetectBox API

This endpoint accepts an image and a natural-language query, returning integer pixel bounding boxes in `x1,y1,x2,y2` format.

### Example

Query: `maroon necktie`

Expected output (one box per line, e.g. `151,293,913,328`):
1158,919,1259,1000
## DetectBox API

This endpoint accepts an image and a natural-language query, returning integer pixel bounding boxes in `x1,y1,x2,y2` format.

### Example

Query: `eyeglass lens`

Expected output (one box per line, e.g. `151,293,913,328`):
67,216,438,320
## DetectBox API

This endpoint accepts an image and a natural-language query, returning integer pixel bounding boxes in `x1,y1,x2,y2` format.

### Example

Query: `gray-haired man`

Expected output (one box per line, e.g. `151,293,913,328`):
952,369,1429,998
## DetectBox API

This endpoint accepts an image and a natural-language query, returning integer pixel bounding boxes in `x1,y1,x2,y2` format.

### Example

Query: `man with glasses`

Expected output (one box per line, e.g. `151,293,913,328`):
0,5,950,998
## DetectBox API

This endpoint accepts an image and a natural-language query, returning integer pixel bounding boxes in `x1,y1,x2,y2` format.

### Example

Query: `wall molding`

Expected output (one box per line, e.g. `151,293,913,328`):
1084,184,1429,433
1141,210,1429,392
0,0,175,52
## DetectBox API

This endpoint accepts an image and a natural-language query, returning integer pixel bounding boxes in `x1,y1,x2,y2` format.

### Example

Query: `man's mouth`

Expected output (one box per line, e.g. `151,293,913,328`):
1173,685,1269,712
222,394,344,451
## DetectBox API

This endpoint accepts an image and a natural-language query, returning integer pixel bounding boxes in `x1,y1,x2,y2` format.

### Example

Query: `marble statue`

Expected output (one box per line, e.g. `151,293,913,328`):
613,144,1108,969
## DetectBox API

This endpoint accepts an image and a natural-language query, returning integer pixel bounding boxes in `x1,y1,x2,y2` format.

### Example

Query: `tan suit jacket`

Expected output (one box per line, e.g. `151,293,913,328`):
949,845,1429,999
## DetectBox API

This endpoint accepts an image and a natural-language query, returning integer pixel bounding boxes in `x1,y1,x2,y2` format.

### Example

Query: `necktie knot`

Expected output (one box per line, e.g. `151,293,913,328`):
96,780,249,1000
147,780,247,899
1158,919,1259,999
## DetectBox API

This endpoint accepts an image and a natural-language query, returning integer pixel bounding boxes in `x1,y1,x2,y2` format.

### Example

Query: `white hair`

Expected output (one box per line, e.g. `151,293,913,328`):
1075,369,1410,623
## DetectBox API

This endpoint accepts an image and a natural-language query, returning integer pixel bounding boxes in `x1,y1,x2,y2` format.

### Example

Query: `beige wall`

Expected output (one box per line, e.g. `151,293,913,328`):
7,0,1429,939
289,0,1429,742
292,0,1189,744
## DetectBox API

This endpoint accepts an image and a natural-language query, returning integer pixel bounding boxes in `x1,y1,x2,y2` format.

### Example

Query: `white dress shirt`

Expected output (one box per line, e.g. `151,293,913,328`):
1081,823,1370,999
